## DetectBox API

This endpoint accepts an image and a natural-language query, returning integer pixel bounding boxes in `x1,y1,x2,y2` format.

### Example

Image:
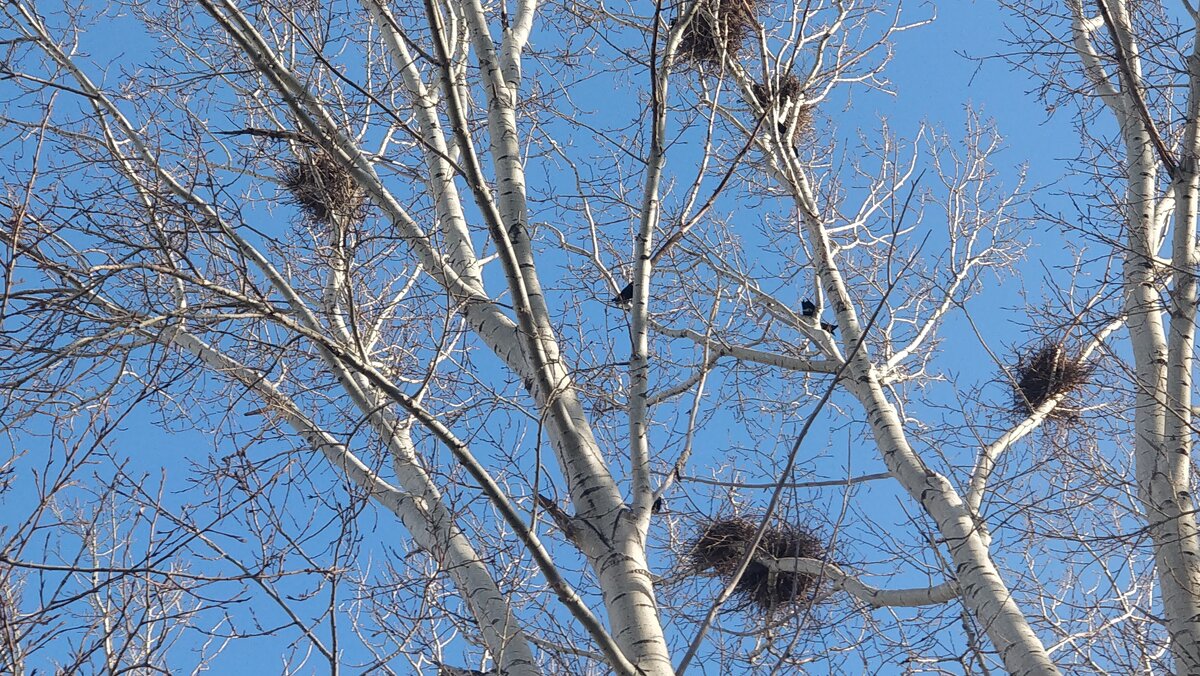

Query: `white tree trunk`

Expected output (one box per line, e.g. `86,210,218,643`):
1074,2,1200,668
847,370,1061,675
787,164,1060,673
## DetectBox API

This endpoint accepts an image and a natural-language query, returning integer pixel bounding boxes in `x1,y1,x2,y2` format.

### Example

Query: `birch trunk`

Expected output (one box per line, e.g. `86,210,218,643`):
787,165,1060,673
1070,2,1200,668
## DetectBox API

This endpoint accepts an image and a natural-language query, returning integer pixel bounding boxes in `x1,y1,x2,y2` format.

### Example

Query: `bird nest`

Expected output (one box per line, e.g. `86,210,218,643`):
1010,342,1092,419
678,0,760,65
280,151,367,225
750,76,812,145
750,74,802,105
688,516,826,613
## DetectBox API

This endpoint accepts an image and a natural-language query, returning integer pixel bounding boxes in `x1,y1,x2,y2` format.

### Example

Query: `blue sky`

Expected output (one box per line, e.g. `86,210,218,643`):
0,1,1153,673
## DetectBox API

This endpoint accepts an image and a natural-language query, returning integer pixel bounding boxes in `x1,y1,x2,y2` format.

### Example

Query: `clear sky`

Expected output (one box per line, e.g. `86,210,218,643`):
0,1,1150,674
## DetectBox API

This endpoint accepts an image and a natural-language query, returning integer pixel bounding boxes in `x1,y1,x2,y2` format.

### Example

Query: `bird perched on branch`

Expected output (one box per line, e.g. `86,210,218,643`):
777,122,801,158
612,282,634,305
801,299,836,333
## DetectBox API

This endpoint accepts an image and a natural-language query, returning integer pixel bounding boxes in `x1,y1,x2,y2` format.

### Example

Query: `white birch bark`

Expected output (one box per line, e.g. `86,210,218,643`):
360,0,483,291
174,331,540,674
427,1,676,669
6,0,1140,671
1067,2,1200,669
781,160,1060,673
3,5,549,670
844,369,1060,675
1156,30,1200,672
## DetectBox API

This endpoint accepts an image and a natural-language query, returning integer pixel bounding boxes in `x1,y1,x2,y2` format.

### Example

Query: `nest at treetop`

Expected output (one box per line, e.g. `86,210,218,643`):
1010,342,1092,419
678,0,759,65
280,151,367,225
750,74,802,106
688,516,826,612
750,75,812,145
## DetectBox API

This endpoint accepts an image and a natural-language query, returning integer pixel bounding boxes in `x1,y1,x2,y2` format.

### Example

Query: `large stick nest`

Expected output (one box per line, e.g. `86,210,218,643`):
280,151,367,225
678,0,760,65
1010,342,1092,419
688,516,826,613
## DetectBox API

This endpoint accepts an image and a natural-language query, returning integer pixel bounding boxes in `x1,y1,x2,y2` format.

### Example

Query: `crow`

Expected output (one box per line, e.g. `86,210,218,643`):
613,282,634,304
777,122,800,157
801,299,817,317
821,321,838,334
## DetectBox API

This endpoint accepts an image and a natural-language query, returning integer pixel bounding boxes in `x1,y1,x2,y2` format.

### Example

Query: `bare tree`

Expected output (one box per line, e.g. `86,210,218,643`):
0,0,1164,673
997,1,1200,673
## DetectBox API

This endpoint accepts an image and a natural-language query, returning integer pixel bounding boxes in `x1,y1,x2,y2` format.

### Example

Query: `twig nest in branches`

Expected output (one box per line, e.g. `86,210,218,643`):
280,151,367,225
1010,341,1092,419
688,516,825,613
678,0,759,65
750,75,813,145
750,75,802,107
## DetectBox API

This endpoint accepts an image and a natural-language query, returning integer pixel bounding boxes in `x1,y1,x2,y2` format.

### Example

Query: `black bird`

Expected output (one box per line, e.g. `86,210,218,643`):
801,299,817,317
613,282,634,304
652,496,666,514
821,321,838,334
777,122,800,157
